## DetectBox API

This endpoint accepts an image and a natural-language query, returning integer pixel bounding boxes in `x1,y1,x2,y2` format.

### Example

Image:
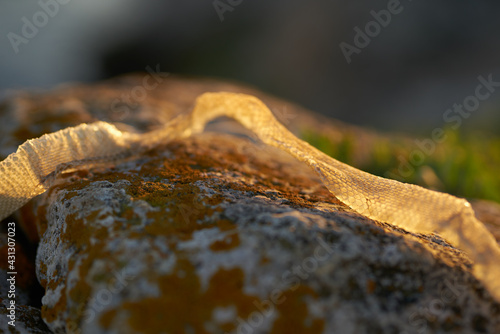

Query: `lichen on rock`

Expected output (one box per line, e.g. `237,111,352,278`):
30,132,500,333
1,75,500,333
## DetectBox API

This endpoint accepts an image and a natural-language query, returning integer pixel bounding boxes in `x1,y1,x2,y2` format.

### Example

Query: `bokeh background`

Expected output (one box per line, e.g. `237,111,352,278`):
1,0,500,135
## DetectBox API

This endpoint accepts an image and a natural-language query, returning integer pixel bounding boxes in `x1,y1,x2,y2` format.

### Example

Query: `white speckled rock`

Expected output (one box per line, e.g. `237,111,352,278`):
30,131,500,334
2,75,500,333
0,300,52,334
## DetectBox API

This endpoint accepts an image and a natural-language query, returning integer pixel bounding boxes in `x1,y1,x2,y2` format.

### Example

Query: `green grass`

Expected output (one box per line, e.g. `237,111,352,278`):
302,127,500,203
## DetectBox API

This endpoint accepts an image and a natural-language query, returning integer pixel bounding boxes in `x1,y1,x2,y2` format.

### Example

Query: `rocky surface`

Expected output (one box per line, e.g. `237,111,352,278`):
1,75,500,333
0,301,52,334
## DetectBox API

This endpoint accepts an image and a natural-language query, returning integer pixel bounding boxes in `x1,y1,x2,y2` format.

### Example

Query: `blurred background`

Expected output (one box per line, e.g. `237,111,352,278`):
1,0,500,135
2,1,500,326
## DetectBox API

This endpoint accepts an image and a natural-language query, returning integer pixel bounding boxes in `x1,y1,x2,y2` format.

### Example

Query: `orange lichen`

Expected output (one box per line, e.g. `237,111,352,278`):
41,273,66,323
62,213,92,250
209,232,240,251
270,285,324,333
67,278,92,327
35,135,340,241
38,262,48,289
216,219,237,231
99,308,117,329
100,257,259,334
37,134,340,331
40,196,119,329
366,279,376,294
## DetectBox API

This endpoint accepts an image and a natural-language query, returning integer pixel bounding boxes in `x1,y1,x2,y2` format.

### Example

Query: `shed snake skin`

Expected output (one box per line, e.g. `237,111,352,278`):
1,92,499,301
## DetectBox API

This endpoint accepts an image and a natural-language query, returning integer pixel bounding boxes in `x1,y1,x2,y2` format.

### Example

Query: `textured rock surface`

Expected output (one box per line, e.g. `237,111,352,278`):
0,302,52,334
1,75,500,333
0,301,52,334
30,132,500,333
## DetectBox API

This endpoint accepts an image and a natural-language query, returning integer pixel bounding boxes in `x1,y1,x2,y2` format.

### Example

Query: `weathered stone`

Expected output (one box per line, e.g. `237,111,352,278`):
0,300,52,334
30,131,500,333
2,75,500,333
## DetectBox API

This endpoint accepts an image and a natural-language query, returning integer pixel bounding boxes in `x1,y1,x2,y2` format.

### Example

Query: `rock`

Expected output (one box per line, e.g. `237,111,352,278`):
2,75,500,333
0,301,52,334
31,132,499,333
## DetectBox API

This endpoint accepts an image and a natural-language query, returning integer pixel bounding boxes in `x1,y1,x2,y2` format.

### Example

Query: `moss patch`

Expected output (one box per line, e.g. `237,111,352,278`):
271,285,325,333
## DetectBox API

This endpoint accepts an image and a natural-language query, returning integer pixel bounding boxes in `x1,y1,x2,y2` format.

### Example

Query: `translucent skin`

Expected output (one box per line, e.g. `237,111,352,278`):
1,92,499,301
